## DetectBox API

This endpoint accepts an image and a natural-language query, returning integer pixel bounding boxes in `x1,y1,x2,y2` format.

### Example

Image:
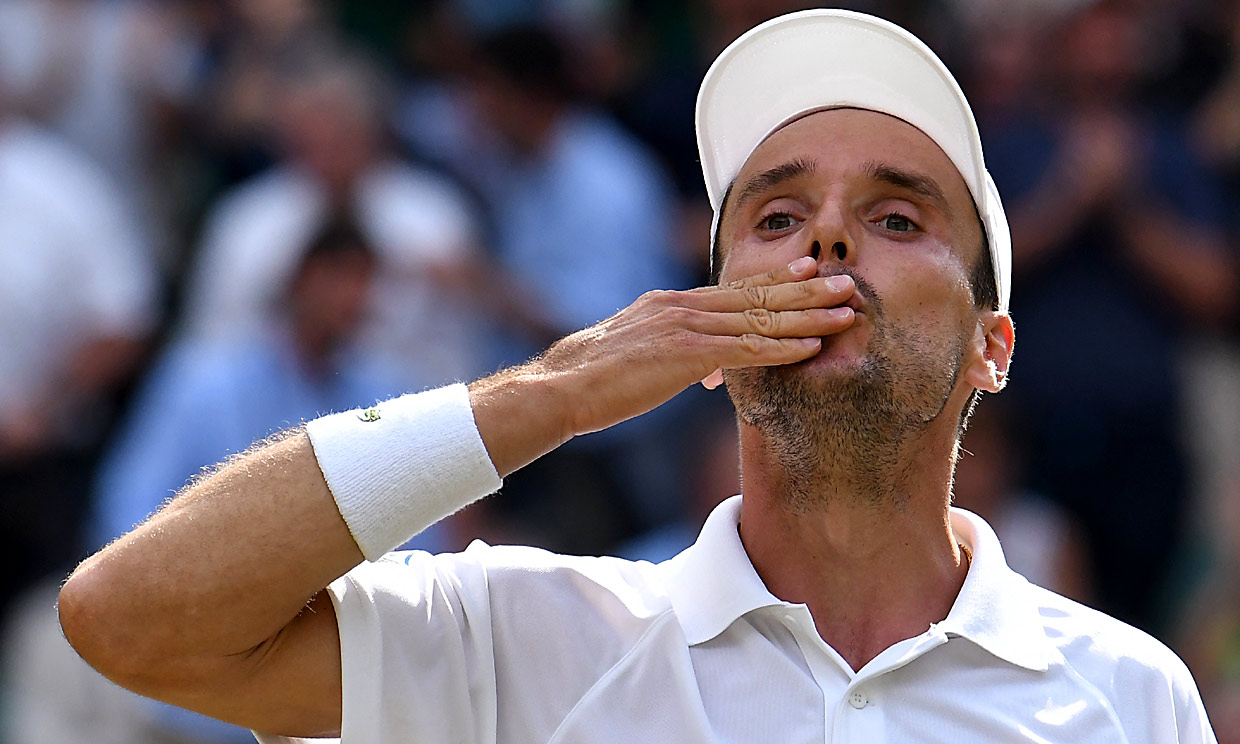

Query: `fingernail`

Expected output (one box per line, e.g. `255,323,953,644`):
828,307,853,319
827,275,852,292
790,256,814,272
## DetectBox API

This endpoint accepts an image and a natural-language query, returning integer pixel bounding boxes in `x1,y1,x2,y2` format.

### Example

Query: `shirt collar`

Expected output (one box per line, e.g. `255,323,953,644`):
938,507,1058,671
661,495,785,645
660,496,1058,672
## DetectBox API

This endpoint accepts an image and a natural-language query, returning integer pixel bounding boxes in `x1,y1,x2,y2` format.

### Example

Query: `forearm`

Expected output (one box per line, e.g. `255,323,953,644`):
59,429,361,689
59,379,516,735
60,376,520,679
58,365,564,687
470,364,575,477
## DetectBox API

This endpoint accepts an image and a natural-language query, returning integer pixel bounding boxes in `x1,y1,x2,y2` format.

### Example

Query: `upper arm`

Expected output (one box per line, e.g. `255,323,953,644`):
200,591,344,740
227,552,500,743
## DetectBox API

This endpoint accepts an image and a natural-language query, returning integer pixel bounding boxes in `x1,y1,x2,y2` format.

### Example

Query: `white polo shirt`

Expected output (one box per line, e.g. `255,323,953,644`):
255,496,1215,743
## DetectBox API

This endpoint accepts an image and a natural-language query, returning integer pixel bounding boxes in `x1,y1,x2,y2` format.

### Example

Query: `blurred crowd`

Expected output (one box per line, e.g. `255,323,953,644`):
1,0,1239,741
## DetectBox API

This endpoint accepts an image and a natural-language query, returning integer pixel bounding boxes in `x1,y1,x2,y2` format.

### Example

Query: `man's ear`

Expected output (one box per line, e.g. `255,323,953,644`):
962,312,1014,393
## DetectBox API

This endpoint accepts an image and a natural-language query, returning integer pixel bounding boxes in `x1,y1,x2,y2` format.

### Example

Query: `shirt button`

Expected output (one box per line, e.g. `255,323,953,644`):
848,690,869,709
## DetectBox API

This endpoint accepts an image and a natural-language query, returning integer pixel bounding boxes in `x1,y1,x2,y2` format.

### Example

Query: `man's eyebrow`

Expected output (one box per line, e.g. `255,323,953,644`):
734,158,816,210
864,161,954,219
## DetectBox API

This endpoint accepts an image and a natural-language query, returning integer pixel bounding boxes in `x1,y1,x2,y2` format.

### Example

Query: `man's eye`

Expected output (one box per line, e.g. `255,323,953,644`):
879,214,917,232
760,213,797,231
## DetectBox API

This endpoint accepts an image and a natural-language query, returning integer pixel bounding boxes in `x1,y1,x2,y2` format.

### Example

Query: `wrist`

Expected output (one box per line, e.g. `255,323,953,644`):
468,362,577,476
306,384,502,561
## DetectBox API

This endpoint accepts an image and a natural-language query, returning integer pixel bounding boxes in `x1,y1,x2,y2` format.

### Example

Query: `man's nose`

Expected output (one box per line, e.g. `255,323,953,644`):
810,240,850,262
804,203,857,271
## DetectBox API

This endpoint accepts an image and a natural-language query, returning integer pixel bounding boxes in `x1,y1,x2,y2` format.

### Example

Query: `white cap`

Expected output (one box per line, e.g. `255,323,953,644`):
696,9,1011,312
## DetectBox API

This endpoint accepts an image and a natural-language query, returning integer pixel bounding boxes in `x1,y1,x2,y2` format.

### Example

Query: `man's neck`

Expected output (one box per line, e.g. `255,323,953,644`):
736,420,968,672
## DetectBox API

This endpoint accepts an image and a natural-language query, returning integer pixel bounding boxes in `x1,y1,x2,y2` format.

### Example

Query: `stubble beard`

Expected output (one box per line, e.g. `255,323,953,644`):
725,284,965,512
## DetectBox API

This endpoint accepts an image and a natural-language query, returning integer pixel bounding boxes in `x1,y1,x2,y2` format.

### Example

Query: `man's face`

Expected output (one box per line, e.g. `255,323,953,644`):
278,81,378,190
717,108,988,492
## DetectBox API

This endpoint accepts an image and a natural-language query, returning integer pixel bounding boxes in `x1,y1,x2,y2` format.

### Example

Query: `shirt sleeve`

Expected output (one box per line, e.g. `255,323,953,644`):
253,548,498,744
1104,633,1220,744
1168,656,1219,744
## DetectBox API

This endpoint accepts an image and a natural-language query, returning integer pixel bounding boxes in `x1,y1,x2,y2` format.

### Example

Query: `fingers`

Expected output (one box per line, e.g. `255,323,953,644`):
697,302,855,388
729,255,818,289
687,305,855,339
707,334,824,370
684,261,856,313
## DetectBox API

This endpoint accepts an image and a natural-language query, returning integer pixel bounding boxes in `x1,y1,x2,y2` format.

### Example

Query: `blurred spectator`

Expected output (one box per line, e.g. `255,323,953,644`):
0,89,157,622
181,49,488,389
1189,0,1240,554
0,0,204,270
92,215,435,550
616,400,740,563
464,25,686,357
428,24,693,553
397,20,695,551
953,401,1092,602
978,1,1238,630
1176,466,1240,744
195,0,335,190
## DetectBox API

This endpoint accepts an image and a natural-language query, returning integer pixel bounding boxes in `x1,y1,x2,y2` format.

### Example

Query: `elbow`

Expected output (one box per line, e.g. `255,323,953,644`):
58,558,147,688
58,561,110,668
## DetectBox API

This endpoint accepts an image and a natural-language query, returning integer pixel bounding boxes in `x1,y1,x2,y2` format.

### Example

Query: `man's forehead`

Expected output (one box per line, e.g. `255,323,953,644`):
734,108,970,200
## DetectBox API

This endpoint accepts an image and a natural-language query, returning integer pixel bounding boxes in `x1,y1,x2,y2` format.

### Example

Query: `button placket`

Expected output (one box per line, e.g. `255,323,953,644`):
777,606,854,741
833,683,886,744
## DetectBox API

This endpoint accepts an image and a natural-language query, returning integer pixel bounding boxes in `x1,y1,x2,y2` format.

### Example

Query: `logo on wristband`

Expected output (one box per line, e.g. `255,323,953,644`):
358,406,381,422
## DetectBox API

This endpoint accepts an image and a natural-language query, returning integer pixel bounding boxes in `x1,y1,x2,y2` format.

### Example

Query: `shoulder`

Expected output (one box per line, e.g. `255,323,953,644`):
471,543,673,616
361,160,470,208
1033,585,1187,677
1,124,123,209
334,545,680,719
360,542,674,624
355,160,478,255
1029,584,1210,736
206,168,310,224
335,542,678,665
325,544,685,743
557,112,669,193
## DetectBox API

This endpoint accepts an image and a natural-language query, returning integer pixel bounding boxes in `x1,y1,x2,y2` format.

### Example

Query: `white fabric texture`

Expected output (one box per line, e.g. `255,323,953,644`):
254,497,1215,743
306,384,501,560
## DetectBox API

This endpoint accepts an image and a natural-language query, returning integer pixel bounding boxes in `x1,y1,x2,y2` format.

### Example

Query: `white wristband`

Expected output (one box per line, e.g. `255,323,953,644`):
305,384,502,561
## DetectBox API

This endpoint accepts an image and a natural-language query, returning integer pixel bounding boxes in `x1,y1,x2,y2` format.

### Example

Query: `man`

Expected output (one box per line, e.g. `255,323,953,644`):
183,51,487,389
58,10,1215,743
